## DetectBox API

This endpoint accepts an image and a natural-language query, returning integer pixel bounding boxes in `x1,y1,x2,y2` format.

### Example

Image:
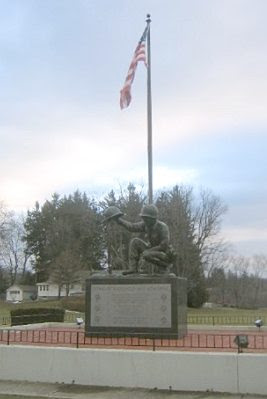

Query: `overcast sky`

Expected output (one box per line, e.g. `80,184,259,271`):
1,0,267,257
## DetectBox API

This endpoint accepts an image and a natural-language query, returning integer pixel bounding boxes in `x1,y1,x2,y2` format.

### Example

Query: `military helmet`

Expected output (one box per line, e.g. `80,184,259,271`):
139,204,159,219
103,206,123,223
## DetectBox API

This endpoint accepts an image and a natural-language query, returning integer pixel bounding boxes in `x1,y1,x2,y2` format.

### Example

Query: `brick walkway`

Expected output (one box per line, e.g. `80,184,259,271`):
1,324,267,352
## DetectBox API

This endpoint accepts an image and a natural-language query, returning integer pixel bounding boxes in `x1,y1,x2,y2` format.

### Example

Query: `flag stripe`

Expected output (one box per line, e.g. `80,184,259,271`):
120,27,148,109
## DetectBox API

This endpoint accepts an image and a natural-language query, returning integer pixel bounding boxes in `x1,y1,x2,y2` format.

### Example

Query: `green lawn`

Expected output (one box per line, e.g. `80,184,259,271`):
1,299,267,326
188,306,267,317
187,306,267,325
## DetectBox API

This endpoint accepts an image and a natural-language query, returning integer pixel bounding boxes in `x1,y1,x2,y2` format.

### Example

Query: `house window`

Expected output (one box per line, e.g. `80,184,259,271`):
39,285,48,291
10,290,20,295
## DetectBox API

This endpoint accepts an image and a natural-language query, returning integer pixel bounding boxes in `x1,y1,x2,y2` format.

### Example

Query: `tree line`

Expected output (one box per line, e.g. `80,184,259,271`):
1,184,265,308
208,255,267,308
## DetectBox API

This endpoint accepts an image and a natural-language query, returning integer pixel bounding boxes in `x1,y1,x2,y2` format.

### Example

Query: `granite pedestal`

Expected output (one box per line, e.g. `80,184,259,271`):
85,275,187,339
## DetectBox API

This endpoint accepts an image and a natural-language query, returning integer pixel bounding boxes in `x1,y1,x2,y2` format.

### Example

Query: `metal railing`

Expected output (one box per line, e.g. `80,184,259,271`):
0,313,265,327
0,329,267,352
64,312,84,323
0,315,11,325
187,314,265,326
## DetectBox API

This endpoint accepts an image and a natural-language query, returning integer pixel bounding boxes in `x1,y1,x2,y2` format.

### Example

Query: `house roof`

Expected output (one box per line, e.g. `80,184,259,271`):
38,270,92,285
7,285,36,291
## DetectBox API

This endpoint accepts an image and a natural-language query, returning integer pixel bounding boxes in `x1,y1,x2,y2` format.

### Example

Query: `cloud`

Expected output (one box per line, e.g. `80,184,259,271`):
222,227,267,243
1,103,199,212
1,0,267,258
152,66,267,152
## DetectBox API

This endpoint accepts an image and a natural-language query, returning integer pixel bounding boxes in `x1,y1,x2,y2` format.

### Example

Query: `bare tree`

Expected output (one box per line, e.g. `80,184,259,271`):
192,188,228,273
193,189,227,250
209,254,267,308
0,214,31,284
251,254,267,277
226,256,250,307
202,239,232,278
208,266,227,305
49,249,84,298
250,254,267,306
0,201,11,241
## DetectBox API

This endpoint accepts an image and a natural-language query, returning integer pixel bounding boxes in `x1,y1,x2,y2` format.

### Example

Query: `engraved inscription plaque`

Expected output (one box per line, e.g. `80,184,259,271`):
91,284,171,328
85,276,187,339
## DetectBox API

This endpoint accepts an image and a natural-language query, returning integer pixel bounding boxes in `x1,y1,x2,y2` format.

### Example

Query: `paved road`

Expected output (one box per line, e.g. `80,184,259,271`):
0,381,265,399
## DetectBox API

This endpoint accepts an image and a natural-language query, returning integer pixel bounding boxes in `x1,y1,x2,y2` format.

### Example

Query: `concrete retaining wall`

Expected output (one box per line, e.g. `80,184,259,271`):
238,354,267,395
0,345,266,395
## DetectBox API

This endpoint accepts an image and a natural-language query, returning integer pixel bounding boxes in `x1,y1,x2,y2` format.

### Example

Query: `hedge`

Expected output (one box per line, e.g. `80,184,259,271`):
10,307,65,326
61,296,85,313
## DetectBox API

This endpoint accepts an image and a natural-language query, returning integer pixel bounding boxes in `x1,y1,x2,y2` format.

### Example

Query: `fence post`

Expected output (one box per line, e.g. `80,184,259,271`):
76,331,79,349
7,330,10,346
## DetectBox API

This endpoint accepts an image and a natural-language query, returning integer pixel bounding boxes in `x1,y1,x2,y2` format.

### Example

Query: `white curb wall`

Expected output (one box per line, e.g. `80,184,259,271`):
0,345,266,394
238,354,267,395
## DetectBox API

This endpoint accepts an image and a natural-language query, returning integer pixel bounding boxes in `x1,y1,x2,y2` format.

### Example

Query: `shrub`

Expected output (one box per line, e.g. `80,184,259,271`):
10,307,65,326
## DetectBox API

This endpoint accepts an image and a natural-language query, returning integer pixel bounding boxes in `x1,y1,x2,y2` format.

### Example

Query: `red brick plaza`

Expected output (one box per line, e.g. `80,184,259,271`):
1,325,267,353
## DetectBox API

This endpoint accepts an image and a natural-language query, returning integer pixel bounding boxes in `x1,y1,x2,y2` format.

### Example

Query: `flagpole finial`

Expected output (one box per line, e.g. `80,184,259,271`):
146,14,151,23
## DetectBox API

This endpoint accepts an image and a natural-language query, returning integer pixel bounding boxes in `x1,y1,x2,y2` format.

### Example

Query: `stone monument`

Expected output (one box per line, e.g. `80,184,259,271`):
85,204,187,339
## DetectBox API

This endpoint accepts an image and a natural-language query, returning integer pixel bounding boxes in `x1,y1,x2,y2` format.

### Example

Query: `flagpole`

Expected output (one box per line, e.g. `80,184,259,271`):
146,14,153,204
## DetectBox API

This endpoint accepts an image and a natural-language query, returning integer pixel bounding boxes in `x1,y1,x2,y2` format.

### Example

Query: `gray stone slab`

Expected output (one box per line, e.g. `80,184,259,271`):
85,275,187,339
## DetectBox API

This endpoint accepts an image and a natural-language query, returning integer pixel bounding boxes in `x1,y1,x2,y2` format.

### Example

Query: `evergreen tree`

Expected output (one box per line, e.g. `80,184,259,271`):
100,184,145,270
24,191,104,282
156,186,207,307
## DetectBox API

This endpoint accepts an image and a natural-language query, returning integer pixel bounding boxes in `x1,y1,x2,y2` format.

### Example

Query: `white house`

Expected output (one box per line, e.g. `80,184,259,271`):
36,281,85,299
6,285,37,302
36,271,91,299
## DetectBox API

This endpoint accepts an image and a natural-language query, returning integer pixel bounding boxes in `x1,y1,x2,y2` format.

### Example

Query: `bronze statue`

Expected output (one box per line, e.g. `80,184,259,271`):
103,204,176,275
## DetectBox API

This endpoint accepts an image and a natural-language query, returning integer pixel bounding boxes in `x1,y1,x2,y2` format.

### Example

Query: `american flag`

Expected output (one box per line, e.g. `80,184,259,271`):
120,26,148,109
